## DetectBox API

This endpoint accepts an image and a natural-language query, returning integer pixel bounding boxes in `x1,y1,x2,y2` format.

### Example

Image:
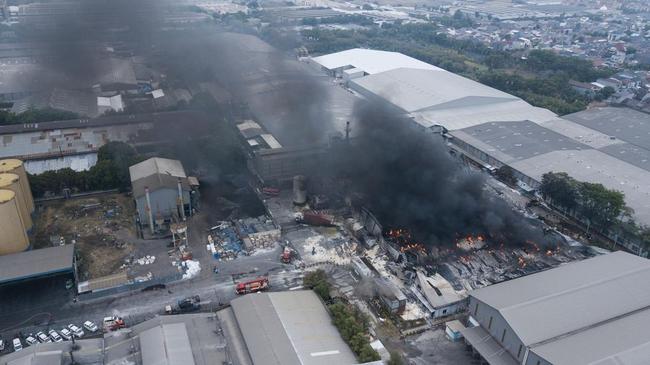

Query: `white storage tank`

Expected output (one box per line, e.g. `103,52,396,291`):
293,175,307,206
0,159,34,213
0,173,33,230
0,189,29,255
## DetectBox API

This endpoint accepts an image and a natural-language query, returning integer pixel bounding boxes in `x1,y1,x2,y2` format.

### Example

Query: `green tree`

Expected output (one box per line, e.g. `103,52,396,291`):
388,351,404,365
540,172,579,212
578,182,625,231
495,165,517,186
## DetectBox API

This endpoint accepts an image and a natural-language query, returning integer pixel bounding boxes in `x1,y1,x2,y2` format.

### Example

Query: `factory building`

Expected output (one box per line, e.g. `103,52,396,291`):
222,290,357,365
461,251,650,365
129,157,198,232
415,271,466,319
0,313,223,365
311,49,650,233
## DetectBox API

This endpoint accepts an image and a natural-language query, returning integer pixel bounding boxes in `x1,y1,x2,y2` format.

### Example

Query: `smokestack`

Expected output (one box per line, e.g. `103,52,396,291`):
177,178,185,221
145,187,154,234
293,175,307,206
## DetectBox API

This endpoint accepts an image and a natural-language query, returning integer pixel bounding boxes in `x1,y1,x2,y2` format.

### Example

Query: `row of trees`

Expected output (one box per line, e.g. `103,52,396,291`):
539,172,627,232
29,142,141,198
0,107,79,126
303,270,381,363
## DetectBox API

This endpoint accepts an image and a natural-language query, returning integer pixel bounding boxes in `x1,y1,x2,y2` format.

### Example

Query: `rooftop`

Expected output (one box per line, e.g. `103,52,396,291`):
230,290,357,365
470,251,650,364
311,48,442,75
129,157,189,198
0,244,75,285
0,314,225,365
416,271,465,309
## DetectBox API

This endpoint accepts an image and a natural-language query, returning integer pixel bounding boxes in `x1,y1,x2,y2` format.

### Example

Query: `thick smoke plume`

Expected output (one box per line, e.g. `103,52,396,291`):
330,101,549,248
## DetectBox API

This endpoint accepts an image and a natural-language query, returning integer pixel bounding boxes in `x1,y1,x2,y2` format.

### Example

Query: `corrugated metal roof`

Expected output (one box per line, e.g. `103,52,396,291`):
352,68,517,113
140,323,195,365
311,48,442,75
470,252,650,363
0,244,74,284
231,291,357,365
460,326,518,365
129,157,190,198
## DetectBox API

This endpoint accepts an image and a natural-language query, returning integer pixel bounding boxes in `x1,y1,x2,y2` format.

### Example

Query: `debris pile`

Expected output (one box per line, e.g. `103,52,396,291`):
180,260,201,280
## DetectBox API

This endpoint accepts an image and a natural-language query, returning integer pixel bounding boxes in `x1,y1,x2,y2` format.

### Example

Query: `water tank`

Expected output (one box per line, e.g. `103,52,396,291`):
0,159,34,213
0,173,33,230
293,175,307,206
0,189,29,255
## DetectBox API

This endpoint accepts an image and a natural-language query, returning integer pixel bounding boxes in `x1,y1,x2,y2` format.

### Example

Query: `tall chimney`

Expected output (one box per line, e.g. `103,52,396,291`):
177,178,185,221
145,187,154,234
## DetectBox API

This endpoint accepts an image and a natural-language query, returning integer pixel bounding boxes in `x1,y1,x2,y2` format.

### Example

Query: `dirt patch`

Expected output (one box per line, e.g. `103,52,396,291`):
33,193,137,280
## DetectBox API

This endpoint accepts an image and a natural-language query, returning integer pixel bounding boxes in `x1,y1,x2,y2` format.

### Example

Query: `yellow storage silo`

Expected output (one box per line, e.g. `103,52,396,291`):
0,189,29,255
0,173,33,230
0,159,34,213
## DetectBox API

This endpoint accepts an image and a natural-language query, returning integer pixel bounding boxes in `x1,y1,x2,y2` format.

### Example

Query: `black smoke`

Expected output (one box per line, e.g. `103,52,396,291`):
329,101,550,247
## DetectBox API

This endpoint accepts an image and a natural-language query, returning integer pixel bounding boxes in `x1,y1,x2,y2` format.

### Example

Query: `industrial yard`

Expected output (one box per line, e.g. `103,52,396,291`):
32,194,136,279
2,1,650,364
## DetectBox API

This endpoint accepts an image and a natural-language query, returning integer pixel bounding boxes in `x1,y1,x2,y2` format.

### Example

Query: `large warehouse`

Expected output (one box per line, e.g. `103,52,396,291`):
310,49,650,232
219,290,357,365
462,251,650,365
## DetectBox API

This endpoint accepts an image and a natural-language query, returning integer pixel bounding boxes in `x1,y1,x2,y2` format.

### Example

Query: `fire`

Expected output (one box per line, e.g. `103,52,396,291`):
518,256,527,268
387,228,427,255
456,234,487,251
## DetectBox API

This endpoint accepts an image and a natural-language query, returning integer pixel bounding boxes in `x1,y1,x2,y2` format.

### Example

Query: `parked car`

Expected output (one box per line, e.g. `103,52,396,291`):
59,328,72,341
83,321,98,333
36,331,51,343
48,330,62,343
67,324,84,338
12,338,22,352
24,335,38,346
0,338,5,351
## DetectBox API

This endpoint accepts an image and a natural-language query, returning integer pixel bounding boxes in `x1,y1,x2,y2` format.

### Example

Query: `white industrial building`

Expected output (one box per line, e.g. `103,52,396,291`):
129,157,198,231
311,49,650,234
461,251,650,365
414,271,466,319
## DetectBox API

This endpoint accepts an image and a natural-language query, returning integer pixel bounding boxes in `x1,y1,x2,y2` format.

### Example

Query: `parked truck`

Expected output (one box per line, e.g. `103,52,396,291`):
102,317,125,332
165,295,201,314
235,278,269,295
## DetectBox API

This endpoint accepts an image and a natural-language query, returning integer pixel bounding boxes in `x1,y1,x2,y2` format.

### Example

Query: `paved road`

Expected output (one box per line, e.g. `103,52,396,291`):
0,207,303,345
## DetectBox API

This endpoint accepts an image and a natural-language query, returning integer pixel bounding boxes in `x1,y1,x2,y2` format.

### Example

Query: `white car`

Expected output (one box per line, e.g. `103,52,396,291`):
12,338,22,352
36,331,51,343
67,324,84,338
24,336,38,346
59,328,72,341
48,330,62,343
83,321,98,333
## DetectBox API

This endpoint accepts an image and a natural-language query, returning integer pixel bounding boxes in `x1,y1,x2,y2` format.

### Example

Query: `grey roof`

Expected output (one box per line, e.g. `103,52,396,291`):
351,67,517,113
456,120,590,161
230,291,357,365
416,271,465,309
460,326,518,365
129,157,189,198
0,314,223,365
470,252,650,364
0,244,74,284
140,323,195,365
564,107,650,150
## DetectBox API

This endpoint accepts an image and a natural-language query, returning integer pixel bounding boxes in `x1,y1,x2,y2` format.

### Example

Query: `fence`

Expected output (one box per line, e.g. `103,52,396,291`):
78,273,182,301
